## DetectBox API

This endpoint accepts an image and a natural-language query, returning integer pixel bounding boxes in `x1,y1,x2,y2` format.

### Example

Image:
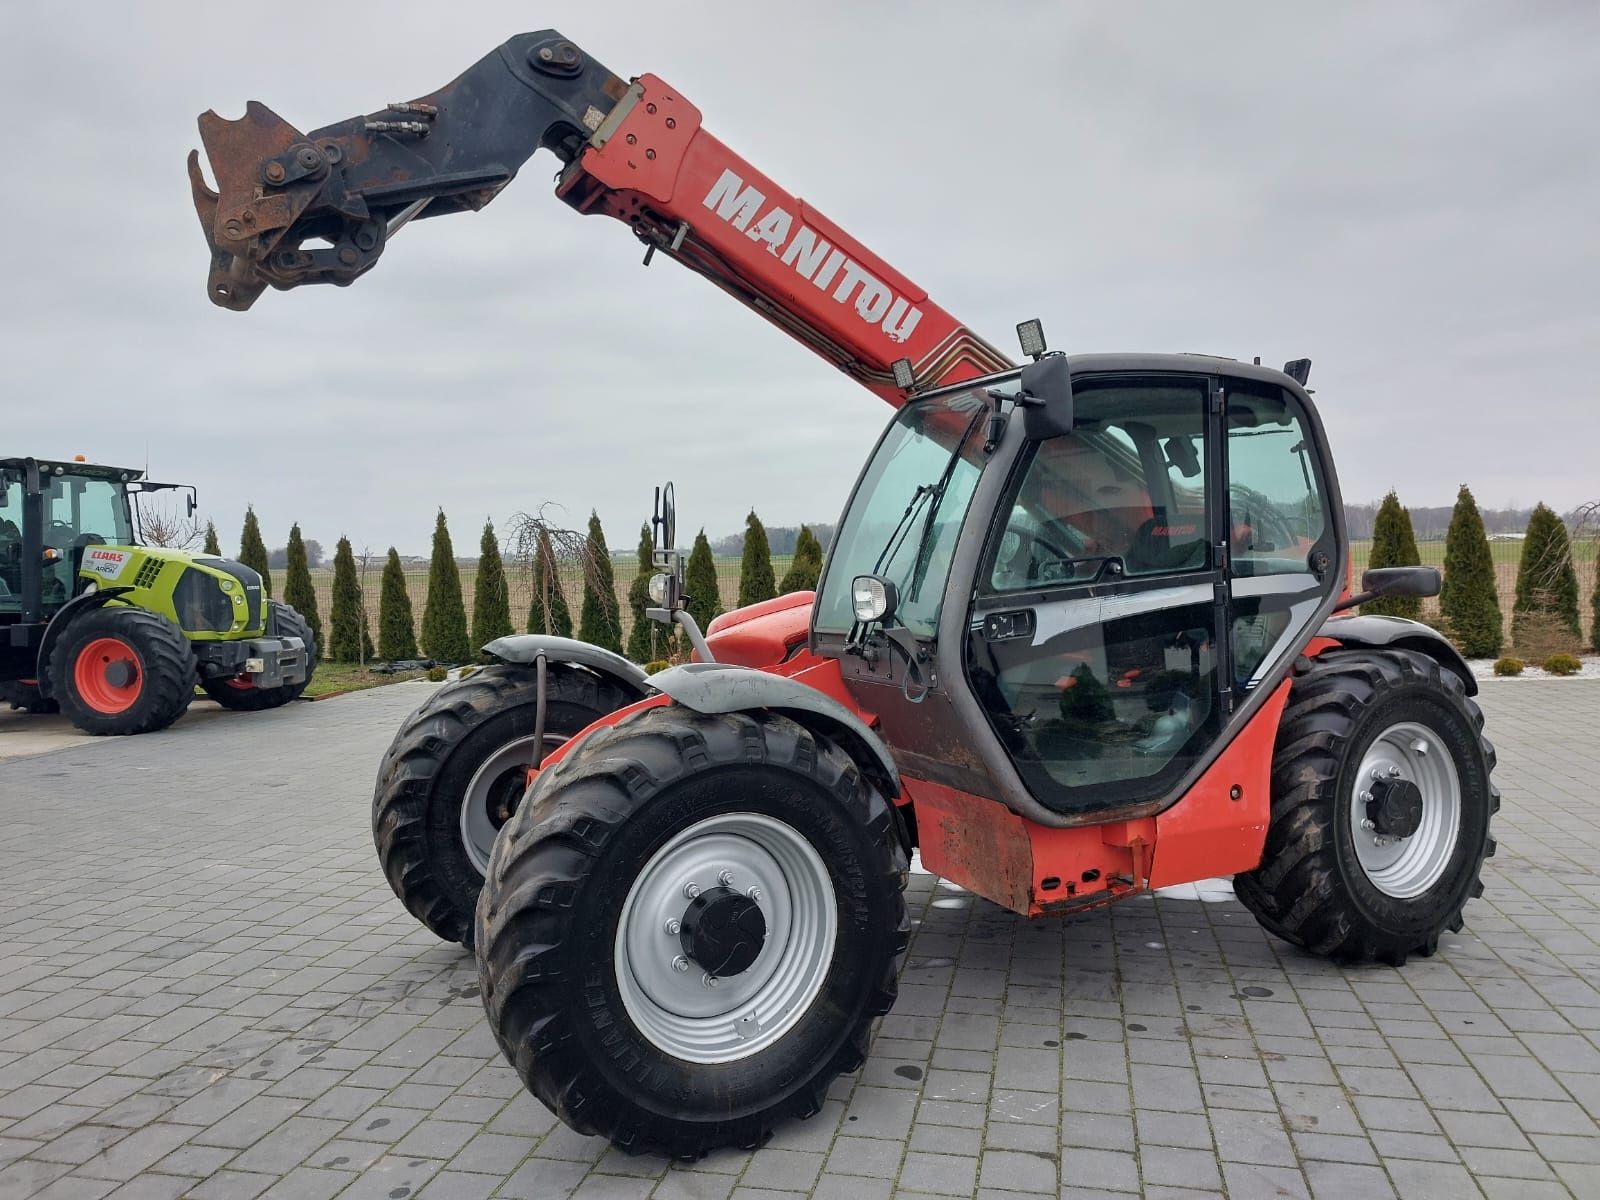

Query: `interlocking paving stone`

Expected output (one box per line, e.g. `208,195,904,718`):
1,681,1598,1197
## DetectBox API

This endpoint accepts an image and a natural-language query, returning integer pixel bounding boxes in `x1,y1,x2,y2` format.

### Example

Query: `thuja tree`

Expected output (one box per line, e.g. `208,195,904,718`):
239,506,272,596
684,529,722,635
738,511,776,608
1513,503,1581,653
1438,486,1502,658
328,536,374,662
202,521,221,556
1365,491,1422,619
377,547,418,661
525,526,573,637
626,523,657,663
281,523,322,644
471,519,514,653
578,511,623,653
779,525,824,593
421,510,470,663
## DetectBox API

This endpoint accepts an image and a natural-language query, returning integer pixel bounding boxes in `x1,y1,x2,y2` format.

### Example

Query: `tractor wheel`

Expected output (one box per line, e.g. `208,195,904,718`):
373,663,635,947
475,706,909,1158
1234,649,1497,966
200,601,319,711
48,607,196,736
1,681,58,714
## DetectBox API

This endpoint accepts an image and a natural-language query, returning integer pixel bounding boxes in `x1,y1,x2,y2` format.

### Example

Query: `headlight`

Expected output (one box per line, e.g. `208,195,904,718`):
648,573,668,604
851,575,896,623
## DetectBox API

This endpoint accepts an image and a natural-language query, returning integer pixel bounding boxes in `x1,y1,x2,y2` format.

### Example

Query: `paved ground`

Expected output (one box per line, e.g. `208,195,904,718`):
1,681,1597,1200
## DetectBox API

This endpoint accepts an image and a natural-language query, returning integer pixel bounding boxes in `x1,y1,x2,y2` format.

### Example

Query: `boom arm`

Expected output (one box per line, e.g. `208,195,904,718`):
189,30,1009,403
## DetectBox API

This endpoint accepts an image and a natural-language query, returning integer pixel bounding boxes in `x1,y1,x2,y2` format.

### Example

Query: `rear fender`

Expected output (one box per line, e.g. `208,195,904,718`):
651,661,901,800
36,587,134,698
483,633,652,698
1316,614,1476,695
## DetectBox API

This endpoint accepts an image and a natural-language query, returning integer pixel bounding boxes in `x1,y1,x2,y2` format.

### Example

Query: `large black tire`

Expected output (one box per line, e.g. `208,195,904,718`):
475,705,909,1158
1,681,58,714
1234,649,1498,966
200,601,318,711
373,663,635,946
48,606,196,736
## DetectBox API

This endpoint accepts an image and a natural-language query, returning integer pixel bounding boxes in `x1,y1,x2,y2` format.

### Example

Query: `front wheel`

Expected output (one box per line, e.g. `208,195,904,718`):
475,706,909,1158
1234,649,1497,965
200,601,318,711
48,607,196,735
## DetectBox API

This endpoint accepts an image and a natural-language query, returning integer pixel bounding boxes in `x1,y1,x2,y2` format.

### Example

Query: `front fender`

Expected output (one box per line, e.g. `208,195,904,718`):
37,587,135,698
1318,613,1477,696
651,661,900,799
482,633,651,697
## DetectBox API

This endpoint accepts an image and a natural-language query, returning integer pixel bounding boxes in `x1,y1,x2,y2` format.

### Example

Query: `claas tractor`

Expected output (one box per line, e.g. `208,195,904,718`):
0,457,316,734
191,29,1497,1157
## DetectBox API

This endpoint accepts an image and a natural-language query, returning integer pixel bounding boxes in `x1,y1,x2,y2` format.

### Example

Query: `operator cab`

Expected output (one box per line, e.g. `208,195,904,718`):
0,459,141,618
812,335,1344,826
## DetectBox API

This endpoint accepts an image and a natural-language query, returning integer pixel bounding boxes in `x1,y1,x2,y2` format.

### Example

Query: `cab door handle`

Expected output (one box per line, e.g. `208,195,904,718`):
982,609,1036,641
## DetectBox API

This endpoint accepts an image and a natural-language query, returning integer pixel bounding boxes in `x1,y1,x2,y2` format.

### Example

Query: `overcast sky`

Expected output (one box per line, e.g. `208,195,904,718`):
2,3,1595,556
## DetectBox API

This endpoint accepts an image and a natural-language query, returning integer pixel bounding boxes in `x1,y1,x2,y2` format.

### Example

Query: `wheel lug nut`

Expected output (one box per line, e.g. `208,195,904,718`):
664,918,681,936
1360,791,1374,805
1361,818,1375,831
671,956,690,973
718,870,735,887
683,882,701,900
747,886,762,902
1371,768,1386,782
701,973,718,989
1388,765,1403,779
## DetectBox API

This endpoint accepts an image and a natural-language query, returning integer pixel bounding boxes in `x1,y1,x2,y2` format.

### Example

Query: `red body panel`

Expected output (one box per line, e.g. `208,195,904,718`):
703,592,813,668
564,75,1010,399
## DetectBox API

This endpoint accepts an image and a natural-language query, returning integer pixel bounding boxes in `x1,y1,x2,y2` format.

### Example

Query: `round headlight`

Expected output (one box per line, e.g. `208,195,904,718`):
647,573,668,604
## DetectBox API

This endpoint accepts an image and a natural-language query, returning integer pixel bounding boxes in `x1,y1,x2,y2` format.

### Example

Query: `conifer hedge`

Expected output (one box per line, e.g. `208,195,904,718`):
328,536,373,662
471,519,513,654
281,522,322,643
738,511,777,608
779,525,824,593
626,523,657,663
238,506,272,596
526,527,573,637
1364,491,1422,619
1438,486,1502,658
377,547,418,661
1513,503,1581,651
578,511,623,653
203,521,221,556
685,529,722,635
420,511,470,663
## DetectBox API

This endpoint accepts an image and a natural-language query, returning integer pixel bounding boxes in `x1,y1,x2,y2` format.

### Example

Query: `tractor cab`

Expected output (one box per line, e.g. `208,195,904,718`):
812,347,1345,828
0,458,142,620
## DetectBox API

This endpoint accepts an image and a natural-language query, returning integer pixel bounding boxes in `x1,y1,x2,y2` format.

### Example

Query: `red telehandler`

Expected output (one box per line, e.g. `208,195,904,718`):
190,30,1497,1157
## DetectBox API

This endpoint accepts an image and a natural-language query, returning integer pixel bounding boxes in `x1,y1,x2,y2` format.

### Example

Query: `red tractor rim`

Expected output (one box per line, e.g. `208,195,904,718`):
224,677,256,691
73,637,142,714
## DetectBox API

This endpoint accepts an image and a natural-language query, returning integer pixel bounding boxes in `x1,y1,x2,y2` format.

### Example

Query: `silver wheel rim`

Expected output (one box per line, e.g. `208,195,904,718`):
460,734,566,876
614,812,837,1065
1350,721,1461,899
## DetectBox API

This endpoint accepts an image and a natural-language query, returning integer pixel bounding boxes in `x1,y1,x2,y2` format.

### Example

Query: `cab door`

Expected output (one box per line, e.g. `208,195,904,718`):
964,374,1229,817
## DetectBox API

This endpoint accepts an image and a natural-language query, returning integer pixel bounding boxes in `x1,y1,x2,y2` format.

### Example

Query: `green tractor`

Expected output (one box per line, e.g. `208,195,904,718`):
0,456,316,735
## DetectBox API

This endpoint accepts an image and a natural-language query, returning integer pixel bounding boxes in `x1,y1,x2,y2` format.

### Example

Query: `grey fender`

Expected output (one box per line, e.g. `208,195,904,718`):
37,587,135,698
483,634,651,697
650,661,901,799
1318,614,1477,696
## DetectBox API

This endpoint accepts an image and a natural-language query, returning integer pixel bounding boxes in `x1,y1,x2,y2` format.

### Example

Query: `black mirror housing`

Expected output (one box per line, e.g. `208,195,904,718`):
1020,354,1073,439
1361,566,1441,600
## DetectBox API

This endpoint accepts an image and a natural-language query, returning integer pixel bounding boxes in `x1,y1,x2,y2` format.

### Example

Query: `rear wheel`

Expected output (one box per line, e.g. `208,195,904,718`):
48,607,195,736
372,663,634,946
200,601,318,711
1234,649,1497,965
475,706,909,1158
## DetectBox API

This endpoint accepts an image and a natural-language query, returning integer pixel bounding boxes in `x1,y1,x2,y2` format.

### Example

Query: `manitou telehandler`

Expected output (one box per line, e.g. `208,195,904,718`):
191,29,1496,1157
0,456,315,734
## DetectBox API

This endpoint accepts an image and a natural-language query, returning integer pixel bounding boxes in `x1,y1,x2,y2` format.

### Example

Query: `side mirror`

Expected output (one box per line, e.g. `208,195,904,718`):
652,481,676,562
851,574,899,625
1020,354,1073,439
1361,566,1440,599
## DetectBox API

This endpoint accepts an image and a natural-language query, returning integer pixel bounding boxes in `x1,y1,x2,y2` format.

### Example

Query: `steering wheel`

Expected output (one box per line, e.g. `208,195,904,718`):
1002,523,1083,585
1229,495,1299,557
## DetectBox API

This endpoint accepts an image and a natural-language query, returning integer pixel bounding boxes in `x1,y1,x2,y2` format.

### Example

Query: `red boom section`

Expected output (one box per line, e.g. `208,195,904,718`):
557,76,1011,403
